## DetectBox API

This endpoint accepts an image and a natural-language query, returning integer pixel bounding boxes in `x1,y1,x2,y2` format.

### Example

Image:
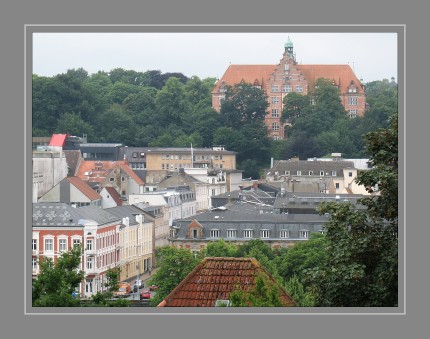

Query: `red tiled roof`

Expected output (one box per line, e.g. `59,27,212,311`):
104,186,123,206
49,134,68,147
158,257,296,307
66,176,102,201
213,64,364,95
212,65,275,93
75,160,127,183
119,164,145,186
298,64,365,94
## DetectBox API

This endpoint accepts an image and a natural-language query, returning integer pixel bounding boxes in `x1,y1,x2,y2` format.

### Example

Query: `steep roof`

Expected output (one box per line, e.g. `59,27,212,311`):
158,257,296,307
66,176,102,201
118,164,145,185
212,64,275,93
103,186,123,206
213,64,364,95
63,150,83,176
298,64,365,94
49,134,68,147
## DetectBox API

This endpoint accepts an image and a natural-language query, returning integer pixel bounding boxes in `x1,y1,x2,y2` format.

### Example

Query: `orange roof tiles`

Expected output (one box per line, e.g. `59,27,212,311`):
75,160,127,183
212,65,275,93
158,257,296,307
118,164,145,186
66,176,102,201
298,64,365,94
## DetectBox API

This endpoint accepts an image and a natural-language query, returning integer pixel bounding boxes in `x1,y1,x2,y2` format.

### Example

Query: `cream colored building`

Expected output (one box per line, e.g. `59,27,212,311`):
144,146,237,171
105,206,154,283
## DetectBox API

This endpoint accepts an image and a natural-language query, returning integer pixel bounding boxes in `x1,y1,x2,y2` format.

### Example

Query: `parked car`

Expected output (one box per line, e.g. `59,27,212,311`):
140,290,151,300
149,285,159,291
113,282,132,298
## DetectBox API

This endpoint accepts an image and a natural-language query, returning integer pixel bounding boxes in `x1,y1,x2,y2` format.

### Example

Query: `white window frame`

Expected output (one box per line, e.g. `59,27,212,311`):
44,238,53,252
295,85,303,93
331,171,336,176
280,230,290,238
32,239,37,251
58,238,68,252
348,109,357,118
348,96,358,105
86,257,93,270
260,230,270,238
282,85,292,93
243,230,253,239
72,238,81,248
272,122,279,131
86,239,93,251
210,229,220,238
271,96,280,105
32,257,38,270
320,171,324,176
271,85,279,92
226,229,237,238
297,170,301,176
271,109,279,118
299,230,309,239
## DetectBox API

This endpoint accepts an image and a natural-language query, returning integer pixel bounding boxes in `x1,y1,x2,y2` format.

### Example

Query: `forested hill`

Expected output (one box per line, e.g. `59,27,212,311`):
32,67,398,178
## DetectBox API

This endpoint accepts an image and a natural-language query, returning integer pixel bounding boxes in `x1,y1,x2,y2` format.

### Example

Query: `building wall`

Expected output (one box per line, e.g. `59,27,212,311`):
145,151,236,171
32,151,68,198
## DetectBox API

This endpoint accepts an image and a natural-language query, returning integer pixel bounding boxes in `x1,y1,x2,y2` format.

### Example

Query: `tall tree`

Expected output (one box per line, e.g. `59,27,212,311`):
155,77,190,128
147,246,200,306
32,246,84,307
307,114,398,307
220,82,269,129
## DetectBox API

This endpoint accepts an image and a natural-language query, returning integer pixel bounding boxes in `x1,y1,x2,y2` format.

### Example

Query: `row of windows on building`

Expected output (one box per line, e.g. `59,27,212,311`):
32,237,122,253
161,154,224,161
172,229,320,239
270,95,359,106
271,85,303,93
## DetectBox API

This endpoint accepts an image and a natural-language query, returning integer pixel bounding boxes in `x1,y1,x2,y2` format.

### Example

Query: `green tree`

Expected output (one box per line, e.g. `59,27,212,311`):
147,246,200,306
95,104,136,145
88,268,131,307
275,232,328,282
282,92,311,124
284,275,315,307
205,239,238,257
230,273,284,307
56,112,94,138
156,77,190,127
307,114,398,307
32,246,84,307
220,83,269,129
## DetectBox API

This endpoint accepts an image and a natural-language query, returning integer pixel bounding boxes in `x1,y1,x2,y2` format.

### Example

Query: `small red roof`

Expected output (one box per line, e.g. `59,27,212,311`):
66,176,102,201
158,257,296,307
49,134,68,147
104,186,123,206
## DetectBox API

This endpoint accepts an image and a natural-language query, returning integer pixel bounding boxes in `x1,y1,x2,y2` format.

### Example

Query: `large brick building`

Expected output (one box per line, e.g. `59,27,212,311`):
212,37,366,139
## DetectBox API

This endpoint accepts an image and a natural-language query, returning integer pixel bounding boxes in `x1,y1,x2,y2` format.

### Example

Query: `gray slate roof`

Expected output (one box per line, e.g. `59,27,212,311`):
269,159,355,177
173,202,328,240
33,203,120,227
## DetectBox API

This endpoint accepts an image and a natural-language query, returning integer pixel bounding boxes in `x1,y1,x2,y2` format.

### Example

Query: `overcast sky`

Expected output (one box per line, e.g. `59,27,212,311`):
32,32,398,84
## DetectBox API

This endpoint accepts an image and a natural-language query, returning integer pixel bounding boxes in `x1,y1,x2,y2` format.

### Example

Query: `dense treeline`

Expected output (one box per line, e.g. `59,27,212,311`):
32,67,398,178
